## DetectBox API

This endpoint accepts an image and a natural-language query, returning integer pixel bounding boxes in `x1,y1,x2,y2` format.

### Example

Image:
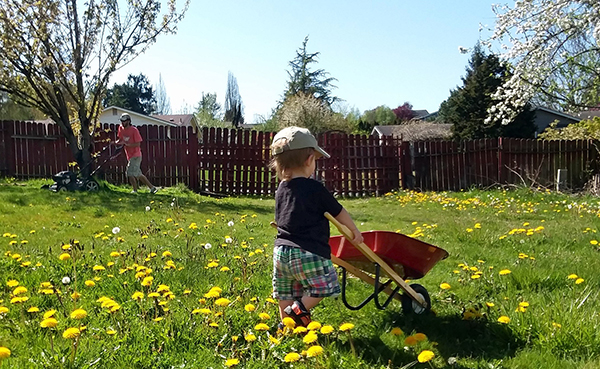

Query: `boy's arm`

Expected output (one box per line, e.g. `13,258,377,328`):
334,208,364,244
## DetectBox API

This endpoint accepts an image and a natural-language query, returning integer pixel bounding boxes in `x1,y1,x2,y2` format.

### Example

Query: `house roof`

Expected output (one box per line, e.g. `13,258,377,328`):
411,110,430,119
577,110,600,120
101,106,178,126
152,114,197,127
371,123,452,141
532,106,581,122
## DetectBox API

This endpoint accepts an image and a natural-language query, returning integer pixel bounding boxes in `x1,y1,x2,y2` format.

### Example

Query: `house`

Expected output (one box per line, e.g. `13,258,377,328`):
99,106,178,127
371,123,452,141
531,106,581,135
152,114,199,131
576,109,600,121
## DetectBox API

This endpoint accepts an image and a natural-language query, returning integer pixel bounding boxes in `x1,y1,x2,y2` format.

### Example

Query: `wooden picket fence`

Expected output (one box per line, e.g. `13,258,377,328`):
1,120,598,194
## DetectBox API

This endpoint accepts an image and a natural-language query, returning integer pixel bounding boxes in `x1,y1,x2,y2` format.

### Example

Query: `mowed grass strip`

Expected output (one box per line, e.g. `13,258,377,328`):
0,179,599,368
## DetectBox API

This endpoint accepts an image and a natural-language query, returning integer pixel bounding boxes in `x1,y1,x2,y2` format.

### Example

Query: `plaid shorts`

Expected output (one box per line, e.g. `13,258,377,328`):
126,156,142,177
272,245,340,301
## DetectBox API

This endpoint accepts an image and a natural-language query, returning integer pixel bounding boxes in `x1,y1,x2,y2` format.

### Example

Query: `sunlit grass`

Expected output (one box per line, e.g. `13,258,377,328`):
0,179,599,368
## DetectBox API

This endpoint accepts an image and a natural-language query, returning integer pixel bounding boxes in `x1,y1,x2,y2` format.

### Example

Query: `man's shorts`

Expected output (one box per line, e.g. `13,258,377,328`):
126,156,142,177
272,245,340,301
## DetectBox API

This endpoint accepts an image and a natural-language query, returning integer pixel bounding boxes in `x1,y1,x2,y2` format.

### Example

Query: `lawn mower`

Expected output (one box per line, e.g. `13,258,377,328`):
44,145,122,193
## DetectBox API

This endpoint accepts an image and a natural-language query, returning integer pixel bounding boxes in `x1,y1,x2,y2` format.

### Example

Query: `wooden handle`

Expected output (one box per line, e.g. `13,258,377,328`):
324,212,427,308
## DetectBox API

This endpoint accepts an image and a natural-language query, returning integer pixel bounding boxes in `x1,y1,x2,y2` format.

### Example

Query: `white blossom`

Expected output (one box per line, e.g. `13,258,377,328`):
112,227,120,234
227,221,234,227
204,243,212,250
145,206,151,212
486,0,600,124
62,276,71,285
225,237,233,244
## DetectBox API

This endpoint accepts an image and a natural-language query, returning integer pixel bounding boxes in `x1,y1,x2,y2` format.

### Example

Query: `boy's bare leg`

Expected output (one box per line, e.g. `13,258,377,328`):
300,296,323,310
128,176,138,192
278,300,294,320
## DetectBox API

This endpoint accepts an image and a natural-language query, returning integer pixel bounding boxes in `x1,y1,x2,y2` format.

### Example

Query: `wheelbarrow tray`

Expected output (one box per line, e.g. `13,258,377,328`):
329,230,449,280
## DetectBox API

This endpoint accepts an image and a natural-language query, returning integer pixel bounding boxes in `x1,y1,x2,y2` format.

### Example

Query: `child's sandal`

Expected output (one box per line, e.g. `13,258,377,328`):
284,300,311,327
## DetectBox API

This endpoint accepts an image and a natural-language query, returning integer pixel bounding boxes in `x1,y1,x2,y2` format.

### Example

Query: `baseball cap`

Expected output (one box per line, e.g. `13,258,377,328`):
271,126,330,158
120,113,131,122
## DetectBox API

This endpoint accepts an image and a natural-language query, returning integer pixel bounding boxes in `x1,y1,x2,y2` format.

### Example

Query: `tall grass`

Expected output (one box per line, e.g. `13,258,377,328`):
0,179,599,368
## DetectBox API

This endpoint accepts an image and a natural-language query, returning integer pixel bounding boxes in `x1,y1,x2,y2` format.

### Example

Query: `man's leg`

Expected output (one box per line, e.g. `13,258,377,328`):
137,174,155,190
128,176,138,192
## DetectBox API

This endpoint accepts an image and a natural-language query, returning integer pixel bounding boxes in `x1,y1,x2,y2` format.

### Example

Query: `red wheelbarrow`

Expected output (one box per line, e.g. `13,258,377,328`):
325,212,449,315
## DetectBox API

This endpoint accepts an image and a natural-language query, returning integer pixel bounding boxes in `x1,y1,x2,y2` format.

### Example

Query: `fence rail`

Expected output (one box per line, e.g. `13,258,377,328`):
0,120,597,194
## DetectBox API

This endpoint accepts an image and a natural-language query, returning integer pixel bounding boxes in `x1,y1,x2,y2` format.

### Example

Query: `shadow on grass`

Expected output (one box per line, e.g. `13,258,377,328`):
351,310,523,368
0,181,275,217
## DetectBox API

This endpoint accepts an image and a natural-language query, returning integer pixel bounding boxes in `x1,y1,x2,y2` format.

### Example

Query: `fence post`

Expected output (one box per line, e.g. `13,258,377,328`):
188,126,199,191
497,137,503,185
400,140,411,189
5,121,16,177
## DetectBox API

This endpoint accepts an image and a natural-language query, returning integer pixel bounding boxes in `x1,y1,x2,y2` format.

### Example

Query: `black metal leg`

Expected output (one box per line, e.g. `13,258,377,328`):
339,265,398,311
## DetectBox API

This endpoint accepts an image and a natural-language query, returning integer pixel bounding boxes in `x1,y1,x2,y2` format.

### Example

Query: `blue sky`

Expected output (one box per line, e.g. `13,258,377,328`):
111,0,499,123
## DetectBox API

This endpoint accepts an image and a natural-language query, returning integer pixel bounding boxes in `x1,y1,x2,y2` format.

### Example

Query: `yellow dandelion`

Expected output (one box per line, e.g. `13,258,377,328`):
590,240,598,245
404,336,417,346
215,298,230,307
284,352,301,363
106,329,117,335
0,346,10,359
70,308,87,320
413,333,427,341
244,333,257,342
470,274,481,279
85,280,95,287
486,302,495,308
0,307,8,314
254,323,269,331
132,291,144,300
307,321,322,331
499,269,512,275
567,274,578,279
390,327,403,336
498,315,511,324
244,304,256,312
339,323,354,332
417,350,435,363
259,312,271,320
59,253,71,261
293,326,308,334
6,280,18,288
306,345,324,357
62,327,80,339
303,332,318,344
141,276,154,287
320,325,334,334
27,306,39,313
575,278,585,284
224,358,239,367
40,317,58,328
282,317,296,329
440,282,451,290
12,286,27,295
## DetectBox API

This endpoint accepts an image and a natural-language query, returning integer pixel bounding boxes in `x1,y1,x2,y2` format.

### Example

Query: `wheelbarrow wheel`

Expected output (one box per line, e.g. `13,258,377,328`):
401,284,431,315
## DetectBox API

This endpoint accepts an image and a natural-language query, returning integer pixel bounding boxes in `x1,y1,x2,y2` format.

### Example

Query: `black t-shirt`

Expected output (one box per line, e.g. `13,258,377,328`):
275,177,343,259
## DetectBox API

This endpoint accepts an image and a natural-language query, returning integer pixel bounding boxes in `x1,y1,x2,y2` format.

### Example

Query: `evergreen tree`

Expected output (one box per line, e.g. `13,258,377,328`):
104,74,157,115
439,45,536,140
282,36,339,107
224,72,244,128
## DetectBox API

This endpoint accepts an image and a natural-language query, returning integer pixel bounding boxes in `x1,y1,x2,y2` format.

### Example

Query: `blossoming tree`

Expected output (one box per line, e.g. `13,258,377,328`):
485,0,600,125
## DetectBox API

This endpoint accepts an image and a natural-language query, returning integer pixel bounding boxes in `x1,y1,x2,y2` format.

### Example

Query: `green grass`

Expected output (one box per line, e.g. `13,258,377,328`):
1,178,600,368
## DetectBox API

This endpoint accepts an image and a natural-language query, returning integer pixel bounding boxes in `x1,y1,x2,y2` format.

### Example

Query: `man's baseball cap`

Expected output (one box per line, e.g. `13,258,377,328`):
271,126,330,158
120,113,131,122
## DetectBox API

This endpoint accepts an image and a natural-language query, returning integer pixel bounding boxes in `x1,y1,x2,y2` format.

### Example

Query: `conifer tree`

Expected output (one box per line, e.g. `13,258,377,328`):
439,45,536,140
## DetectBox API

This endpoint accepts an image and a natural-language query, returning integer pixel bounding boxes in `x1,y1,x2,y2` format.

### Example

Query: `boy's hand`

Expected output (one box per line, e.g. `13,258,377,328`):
351,229,364,245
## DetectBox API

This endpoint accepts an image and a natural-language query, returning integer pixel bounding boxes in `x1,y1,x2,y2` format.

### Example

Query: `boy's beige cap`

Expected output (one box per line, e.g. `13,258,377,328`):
271,126,330,158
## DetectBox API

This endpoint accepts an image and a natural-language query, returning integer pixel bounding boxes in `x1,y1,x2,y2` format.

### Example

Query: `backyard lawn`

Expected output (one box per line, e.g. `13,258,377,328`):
0,179,599,368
